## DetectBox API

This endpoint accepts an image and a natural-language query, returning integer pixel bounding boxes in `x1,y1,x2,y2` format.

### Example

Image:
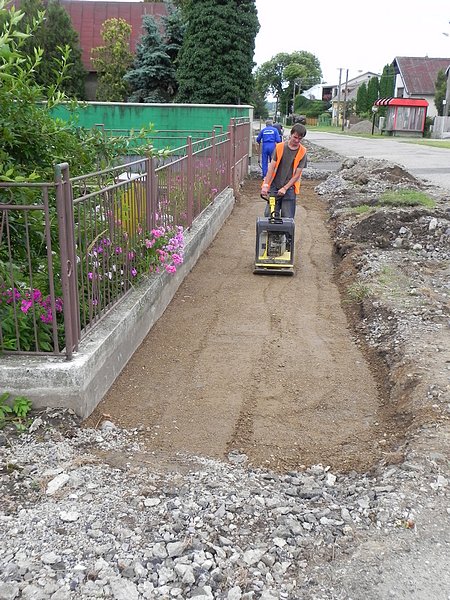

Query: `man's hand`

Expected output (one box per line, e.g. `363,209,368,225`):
261,183,269,195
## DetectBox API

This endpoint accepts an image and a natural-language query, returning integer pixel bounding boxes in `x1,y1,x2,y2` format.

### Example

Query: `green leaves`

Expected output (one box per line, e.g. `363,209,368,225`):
176,0,259,104
91,18,133,102
0,392,33,432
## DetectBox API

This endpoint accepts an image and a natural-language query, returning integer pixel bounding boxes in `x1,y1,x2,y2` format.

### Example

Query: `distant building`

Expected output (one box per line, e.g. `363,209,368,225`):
301,83,333,103
392,56,450,118
330,72,380,126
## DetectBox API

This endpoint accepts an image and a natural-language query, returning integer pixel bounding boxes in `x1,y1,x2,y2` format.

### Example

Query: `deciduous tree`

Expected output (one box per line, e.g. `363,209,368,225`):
91,18,133,102
255,51,321,118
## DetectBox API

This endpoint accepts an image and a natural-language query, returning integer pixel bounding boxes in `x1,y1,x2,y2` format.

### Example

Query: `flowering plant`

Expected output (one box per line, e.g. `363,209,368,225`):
81,224,184,320
140,225,184,275
0,285,64,352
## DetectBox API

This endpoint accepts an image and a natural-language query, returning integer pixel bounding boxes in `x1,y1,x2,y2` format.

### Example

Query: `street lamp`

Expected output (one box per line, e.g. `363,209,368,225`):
371,105,378,135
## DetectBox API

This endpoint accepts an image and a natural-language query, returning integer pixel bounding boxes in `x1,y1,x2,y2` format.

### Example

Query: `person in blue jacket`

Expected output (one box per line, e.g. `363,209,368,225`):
256,119,281,178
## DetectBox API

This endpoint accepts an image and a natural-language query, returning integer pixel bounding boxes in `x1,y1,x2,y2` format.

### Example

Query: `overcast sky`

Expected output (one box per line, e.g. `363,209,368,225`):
254,0,450,85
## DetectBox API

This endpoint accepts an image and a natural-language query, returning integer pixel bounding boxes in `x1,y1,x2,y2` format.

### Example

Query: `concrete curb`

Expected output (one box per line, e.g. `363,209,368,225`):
0,189,235,418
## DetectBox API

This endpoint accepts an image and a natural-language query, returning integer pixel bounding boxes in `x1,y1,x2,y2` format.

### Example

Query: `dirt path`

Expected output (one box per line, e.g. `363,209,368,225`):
87,179,389,472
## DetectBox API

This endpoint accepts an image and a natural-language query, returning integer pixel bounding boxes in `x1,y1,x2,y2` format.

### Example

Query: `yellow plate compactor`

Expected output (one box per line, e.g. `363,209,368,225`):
254,195,295,276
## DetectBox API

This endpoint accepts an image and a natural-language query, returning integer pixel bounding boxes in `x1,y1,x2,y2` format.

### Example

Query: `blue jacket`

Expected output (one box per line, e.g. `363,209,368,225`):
257,126,281,146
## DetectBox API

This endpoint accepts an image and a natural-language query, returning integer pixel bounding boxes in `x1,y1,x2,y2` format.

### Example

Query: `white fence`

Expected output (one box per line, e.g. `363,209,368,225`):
432,116,450,138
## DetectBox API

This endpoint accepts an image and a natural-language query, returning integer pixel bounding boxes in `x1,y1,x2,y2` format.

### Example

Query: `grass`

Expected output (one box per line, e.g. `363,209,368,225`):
346,281,371,302
306,124,450,146
373,265,414,301
402,139,450,149
378,189,436,208
350,204,374,214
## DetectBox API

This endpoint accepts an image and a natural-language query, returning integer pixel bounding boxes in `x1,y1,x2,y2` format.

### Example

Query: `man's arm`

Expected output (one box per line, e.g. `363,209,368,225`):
261,158,276,195
277,167,302,196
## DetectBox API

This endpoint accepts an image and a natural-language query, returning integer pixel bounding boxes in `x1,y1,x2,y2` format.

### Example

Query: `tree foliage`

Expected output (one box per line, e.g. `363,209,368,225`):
434,69,447,116
124,3,185,103
356,82,369,115
17,0,86,99
249,75,268,119
0,1,88,180
91,18,133,102
367,76,379,109
0,1,158,182
255,51,321,116
162,1,186,67
379,63,395,99
176,0,259,104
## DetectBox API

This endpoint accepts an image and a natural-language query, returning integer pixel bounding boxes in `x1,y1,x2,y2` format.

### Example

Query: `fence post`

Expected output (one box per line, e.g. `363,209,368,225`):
54,162,80,359
211,130,216,197
227,120,234,188
187,136,193,227
145,156,156,232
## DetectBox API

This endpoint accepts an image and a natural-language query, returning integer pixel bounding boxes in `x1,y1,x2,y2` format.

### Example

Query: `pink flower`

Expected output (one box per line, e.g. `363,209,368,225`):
40,310,53,324
21,299,32,313
131,268,137,277
165,265,177,274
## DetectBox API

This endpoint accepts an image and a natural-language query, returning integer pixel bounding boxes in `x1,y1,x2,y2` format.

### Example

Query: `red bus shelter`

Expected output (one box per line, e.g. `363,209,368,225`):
374,97,428,137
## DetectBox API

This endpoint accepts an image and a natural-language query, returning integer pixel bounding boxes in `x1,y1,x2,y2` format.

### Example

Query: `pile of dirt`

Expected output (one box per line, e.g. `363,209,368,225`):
316,156,450,448
348,119,377,134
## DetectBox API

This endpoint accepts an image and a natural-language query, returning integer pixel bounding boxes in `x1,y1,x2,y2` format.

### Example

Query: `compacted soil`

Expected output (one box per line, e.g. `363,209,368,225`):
87,178,400,473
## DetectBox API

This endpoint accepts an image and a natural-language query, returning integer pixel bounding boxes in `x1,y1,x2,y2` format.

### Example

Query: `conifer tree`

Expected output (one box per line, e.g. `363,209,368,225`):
434,69,447,116
124,14,178,102
176,0,259,104
367,76,379,109
18,0,86,99
379,64,395,98
356,82,369,115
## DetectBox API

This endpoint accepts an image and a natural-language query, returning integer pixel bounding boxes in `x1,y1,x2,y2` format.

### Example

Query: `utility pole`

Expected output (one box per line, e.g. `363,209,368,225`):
341,69,349,131
336,68,342,127
445,66,450,118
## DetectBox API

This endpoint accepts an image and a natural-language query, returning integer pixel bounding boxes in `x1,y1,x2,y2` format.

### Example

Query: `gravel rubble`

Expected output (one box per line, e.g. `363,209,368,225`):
1,409,449,600
2,145,450,599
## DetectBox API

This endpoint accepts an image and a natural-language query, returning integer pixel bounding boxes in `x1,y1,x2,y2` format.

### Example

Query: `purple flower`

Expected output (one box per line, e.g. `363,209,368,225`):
21,299,32,313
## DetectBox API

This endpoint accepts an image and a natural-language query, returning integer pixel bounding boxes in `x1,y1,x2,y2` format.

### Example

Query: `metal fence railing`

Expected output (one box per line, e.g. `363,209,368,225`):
0,119,250,359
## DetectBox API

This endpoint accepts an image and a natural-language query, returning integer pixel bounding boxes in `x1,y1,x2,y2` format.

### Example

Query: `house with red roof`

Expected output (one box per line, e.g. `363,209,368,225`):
61,0,167,99
393,56,450,118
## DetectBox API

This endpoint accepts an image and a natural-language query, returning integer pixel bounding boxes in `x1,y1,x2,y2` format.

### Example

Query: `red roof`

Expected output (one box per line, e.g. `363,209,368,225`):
393,57,450,96
60,1,167,71
375,97,428,107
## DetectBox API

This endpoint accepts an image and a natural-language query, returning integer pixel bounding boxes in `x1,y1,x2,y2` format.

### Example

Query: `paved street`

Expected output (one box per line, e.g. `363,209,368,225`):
307,131,450,191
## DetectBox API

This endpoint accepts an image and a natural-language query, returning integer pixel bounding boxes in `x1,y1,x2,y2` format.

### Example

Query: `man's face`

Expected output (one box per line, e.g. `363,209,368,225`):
289,132,303,149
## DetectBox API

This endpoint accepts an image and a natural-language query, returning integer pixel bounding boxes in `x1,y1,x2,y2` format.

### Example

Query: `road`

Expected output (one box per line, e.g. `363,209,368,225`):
307,130,450,190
